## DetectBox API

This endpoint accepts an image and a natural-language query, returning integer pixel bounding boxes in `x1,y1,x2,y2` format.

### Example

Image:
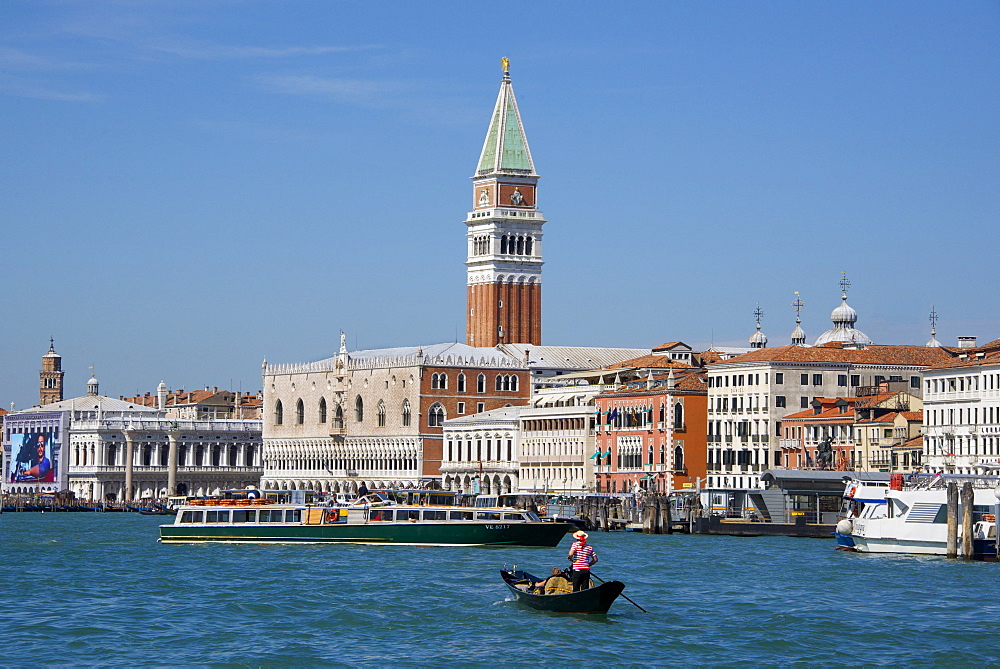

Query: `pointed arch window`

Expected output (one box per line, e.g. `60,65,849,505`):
274,400,283,425
674,403,684,430
319,397,327,423
457,373,466,393
428,403,446,427
402,399,411,427
377,400,387,427
355,396,364,422
296,399,305,424
334,405,344,429
674,445,685,472
477,373,486,393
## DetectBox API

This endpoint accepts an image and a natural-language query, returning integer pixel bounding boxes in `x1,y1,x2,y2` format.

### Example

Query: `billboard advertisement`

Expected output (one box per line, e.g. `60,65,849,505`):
9,432,57,484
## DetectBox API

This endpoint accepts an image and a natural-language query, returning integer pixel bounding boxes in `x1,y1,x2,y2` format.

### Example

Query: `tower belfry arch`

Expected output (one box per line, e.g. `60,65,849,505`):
464,59,545,347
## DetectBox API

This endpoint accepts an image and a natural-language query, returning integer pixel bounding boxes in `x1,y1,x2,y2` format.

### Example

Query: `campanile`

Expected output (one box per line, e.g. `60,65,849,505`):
465,59,545,347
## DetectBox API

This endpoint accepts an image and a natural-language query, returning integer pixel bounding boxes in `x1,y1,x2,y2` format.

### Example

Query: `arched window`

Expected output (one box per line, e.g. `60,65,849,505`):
402,400,411,427
501,235,508,254
319,397,328,423
274,400,283,425
477,373,486,393
439,374,447,389
431,373,440,389
428,403,446,427
355,396,364,422
525,236,533,255
296,399,304,424
510,376,518,392
674,403,684,430
334,405,344,429
377,401,386,427
457,373,466,393
495,375,503,391
674,445,685,472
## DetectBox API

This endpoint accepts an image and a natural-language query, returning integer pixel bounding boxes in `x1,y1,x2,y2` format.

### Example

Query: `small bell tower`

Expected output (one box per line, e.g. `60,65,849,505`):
40,337,64,405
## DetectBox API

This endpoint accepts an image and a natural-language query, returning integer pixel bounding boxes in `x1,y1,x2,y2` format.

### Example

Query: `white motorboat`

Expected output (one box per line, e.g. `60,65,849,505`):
843,474,999,559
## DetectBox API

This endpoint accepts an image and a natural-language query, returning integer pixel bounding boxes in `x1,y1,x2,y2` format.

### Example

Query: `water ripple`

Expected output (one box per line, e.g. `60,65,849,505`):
4,514,1000,665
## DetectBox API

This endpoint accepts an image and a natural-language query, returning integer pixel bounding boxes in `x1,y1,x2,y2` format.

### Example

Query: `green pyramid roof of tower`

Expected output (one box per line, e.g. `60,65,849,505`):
476,73,535,176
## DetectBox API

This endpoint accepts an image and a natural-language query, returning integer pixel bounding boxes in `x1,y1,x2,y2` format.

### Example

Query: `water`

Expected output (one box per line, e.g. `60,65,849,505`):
3,513,999,667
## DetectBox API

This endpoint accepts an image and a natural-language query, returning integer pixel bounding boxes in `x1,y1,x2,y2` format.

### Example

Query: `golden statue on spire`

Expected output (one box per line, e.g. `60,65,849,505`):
501,57,510,74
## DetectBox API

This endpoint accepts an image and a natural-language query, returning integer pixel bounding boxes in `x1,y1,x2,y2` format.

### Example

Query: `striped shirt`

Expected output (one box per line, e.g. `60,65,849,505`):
571,541,595,570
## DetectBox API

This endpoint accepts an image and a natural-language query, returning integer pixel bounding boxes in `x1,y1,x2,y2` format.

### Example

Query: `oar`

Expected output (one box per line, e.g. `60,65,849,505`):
590,573,648,613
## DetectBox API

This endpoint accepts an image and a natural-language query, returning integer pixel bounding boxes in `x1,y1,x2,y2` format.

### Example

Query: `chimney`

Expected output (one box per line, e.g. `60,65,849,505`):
957,336,977,349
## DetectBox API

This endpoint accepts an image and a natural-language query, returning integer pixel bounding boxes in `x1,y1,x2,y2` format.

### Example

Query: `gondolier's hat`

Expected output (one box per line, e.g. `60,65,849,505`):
573,530,588,540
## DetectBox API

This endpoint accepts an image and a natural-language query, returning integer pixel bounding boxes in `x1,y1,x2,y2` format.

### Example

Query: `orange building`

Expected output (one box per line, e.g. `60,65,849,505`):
593,367,708,494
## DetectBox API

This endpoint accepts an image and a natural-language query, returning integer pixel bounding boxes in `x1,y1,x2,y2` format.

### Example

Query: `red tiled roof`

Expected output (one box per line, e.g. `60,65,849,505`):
606,354,694,370
710,344,955,367
927,348,1000,370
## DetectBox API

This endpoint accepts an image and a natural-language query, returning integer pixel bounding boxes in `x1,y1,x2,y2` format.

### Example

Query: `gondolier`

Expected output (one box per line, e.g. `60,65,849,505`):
567,530,598,592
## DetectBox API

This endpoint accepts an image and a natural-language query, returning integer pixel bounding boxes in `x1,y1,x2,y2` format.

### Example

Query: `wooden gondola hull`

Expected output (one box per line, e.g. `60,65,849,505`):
501,569,625,614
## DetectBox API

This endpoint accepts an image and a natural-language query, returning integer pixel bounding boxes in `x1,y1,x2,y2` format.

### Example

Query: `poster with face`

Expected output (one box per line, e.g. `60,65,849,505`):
9,432,56,483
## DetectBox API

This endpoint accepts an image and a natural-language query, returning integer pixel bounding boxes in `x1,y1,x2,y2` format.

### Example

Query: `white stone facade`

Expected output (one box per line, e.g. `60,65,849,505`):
922,349,1000,475
441,406,521,495
262,342,529,493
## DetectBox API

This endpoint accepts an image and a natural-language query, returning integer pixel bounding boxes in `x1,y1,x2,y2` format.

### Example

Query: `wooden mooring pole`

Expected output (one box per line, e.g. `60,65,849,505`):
961,482,974,559
946,481,959,559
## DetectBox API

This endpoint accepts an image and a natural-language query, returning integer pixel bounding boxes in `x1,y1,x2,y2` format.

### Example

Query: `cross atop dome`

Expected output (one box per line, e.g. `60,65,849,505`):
790,291,807,345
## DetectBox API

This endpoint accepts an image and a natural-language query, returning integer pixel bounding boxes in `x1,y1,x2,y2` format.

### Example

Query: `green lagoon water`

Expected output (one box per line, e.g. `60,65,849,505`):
3,512,999,667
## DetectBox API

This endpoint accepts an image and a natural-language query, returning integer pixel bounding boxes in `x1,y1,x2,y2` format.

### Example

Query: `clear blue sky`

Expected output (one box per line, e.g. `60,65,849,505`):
2,1,997,409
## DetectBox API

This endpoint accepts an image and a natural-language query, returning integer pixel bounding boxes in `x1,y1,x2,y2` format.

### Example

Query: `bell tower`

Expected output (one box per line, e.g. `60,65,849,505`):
40,337,64,405
465,59,545,347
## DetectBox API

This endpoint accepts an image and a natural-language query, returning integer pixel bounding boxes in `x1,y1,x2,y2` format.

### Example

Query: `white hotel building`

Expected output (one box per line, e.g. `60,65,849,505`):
922,337,1000,474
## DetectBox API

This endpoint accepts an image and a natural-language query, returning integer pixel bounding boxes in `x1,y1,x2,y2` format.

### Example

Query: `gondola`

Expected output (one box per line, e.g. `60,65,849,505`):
500,569,625,614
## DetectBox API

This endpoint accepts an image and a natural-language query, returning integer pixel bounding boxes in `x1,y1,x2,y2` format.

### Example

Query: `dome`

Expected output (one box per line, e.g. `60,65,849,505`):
830,299,858,326
749,325,767,349
815,292,872,346
87,376,98,387
790,323,807,346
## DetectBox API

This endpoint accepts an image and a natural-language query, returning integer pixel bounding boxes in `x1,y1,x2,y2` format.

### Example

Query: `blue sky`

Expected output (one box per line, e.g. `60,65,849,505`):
2,1,997,409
